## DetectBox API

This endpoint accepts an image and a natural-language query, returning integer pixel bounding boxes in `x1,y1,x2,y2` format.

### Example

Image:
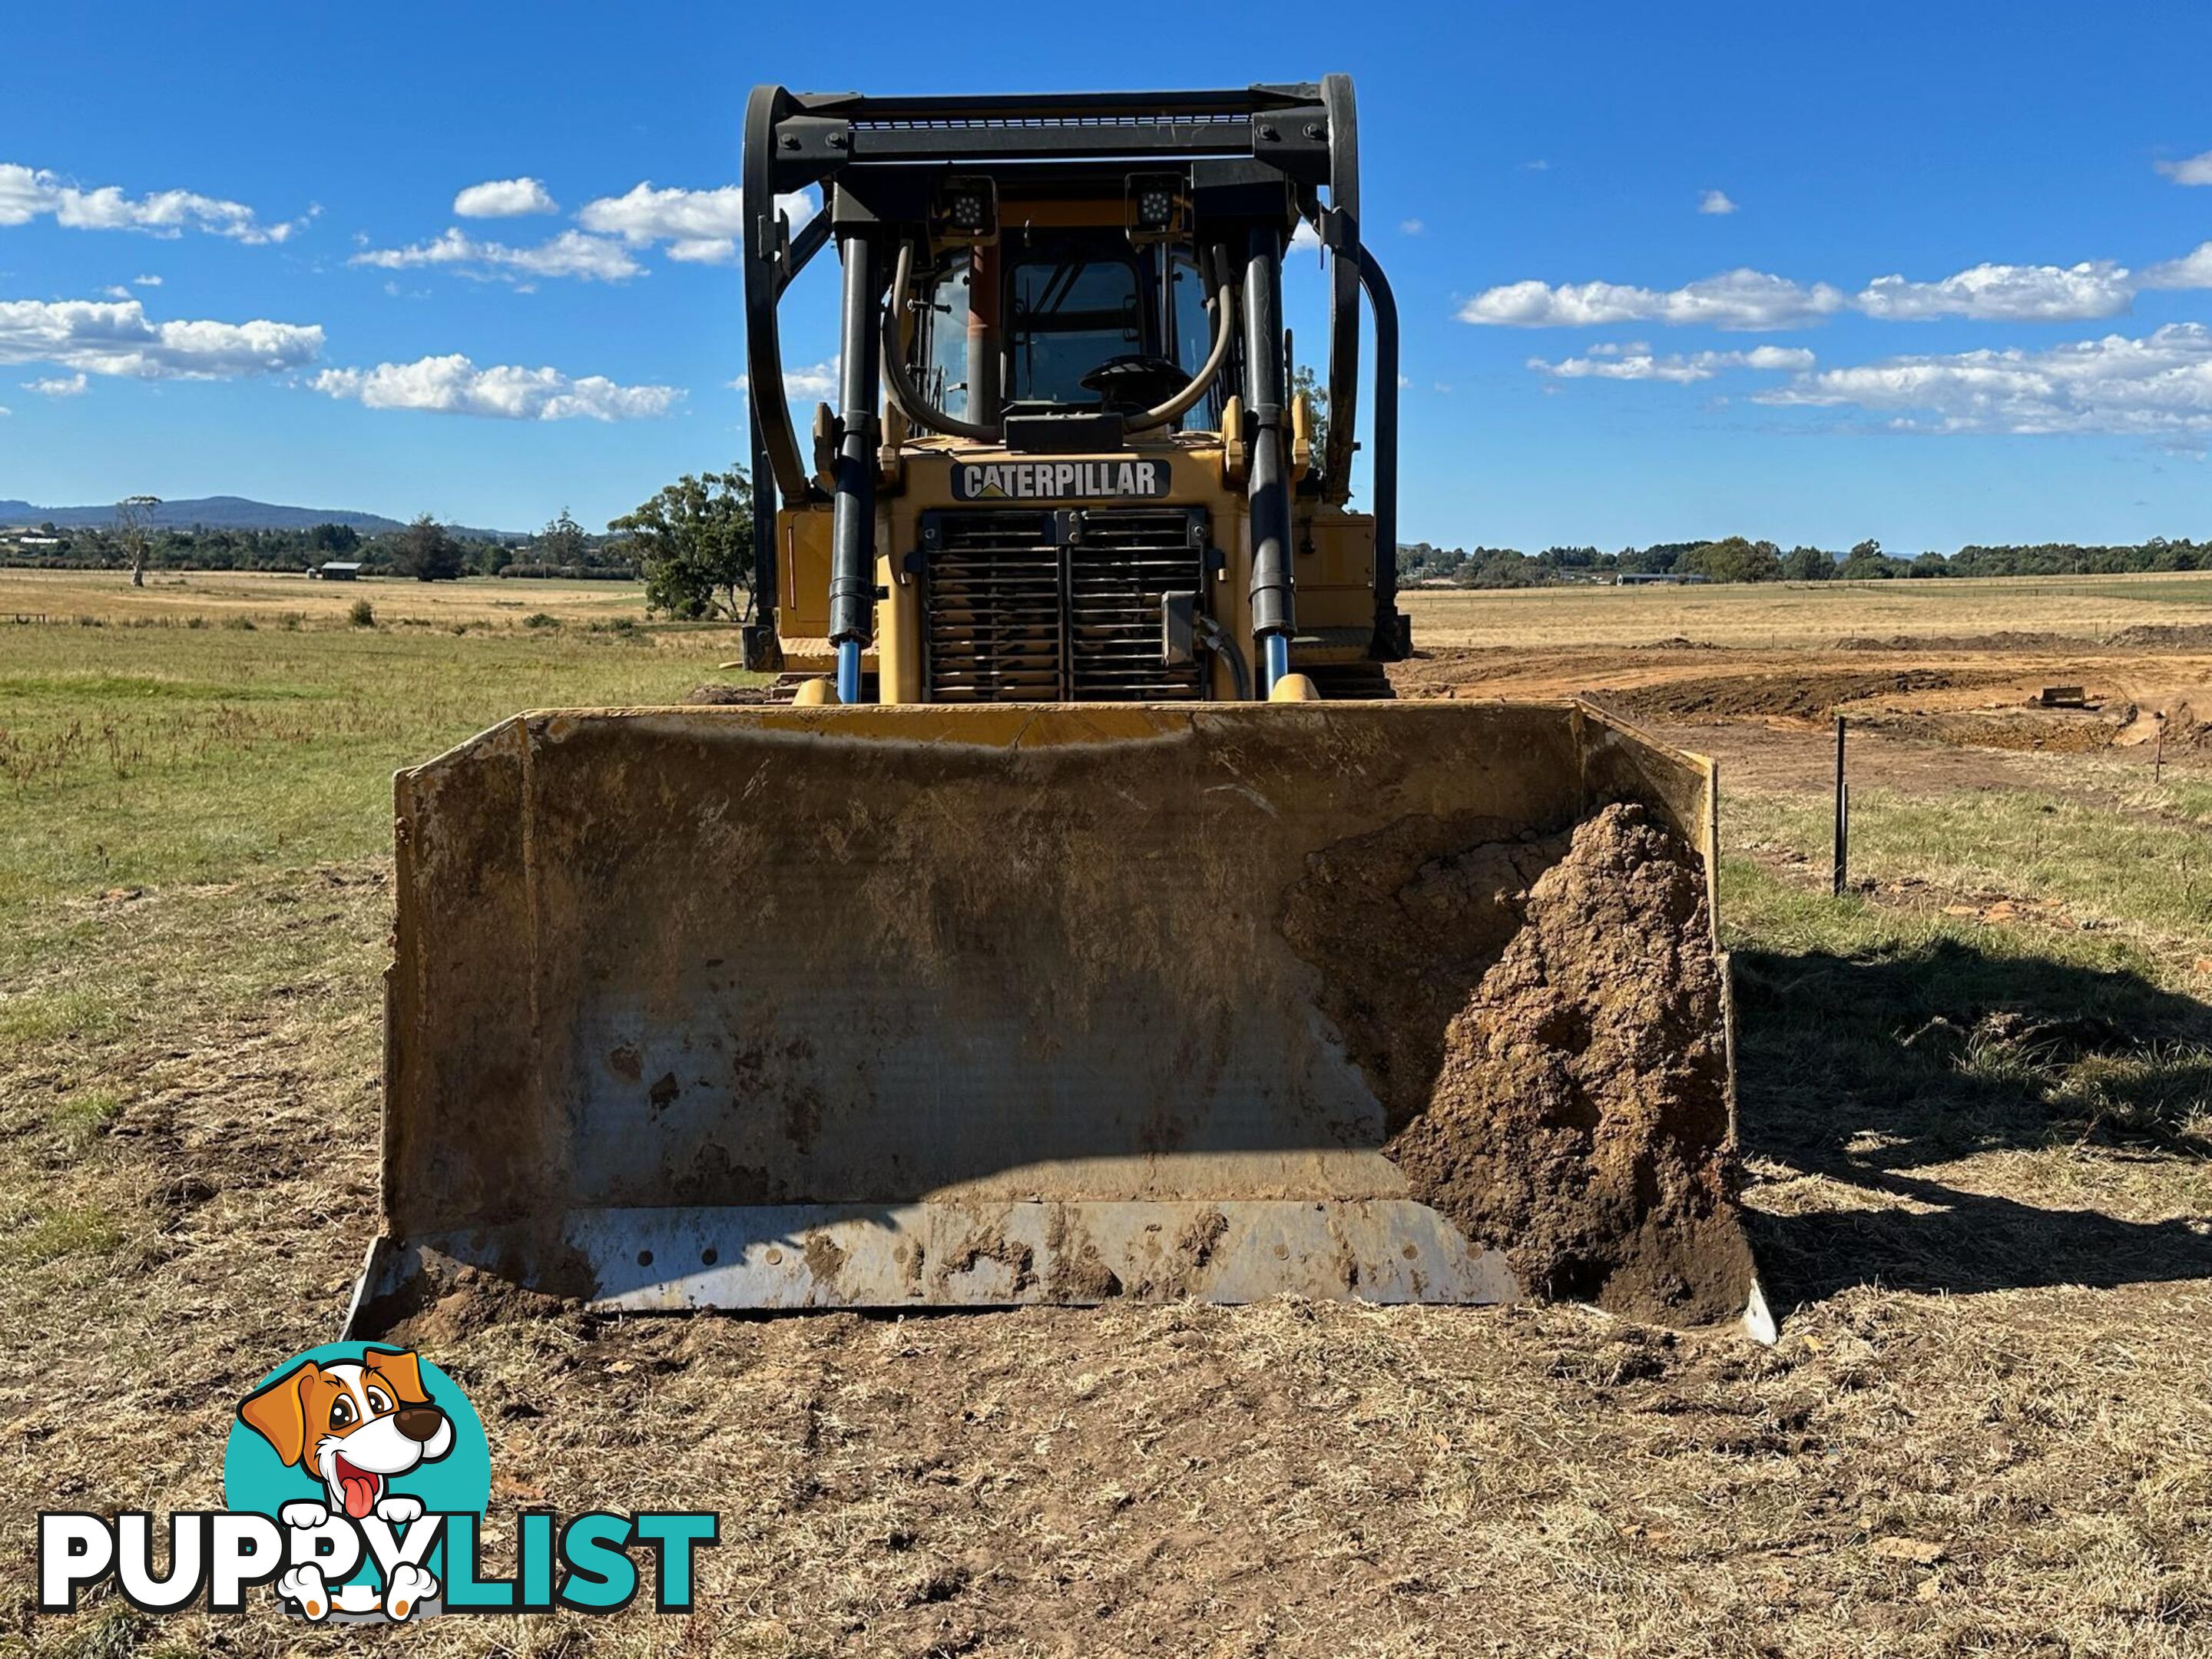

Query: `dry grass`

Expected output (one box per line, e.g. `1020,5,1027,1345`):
2,578,2210,1657
0,568,649,628
1402,569,2212,651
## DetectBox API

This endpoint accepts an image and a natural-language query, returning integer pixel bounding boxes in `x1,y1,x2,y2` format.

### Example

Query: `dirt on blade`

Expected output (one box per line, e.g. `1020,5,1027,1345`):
1389,803,1755,1326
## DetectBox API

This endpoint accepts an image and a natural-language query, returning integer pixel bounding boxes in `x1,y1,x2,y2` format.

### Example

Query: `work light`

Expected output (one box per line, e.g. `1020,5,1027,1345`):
932,176,998,244
1124,173,1187,243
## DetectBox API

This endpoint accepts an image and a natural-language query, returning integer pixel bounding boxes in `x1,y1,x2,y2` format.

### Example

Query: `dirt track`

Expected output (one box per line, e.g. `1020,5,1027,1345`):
1392,634,2211,756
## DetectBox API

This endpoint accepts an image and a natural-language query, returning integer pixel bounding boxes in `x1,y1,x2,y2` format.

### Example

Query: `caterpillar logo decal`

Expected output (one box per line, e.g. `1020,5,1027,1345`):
953,459,1171,502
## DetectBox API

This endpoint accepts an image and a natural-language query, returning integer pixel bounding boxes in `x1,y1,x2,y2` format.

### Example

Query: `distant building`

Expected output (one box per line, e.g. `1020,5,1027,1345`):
1614,572,1709,586
313,561,364,581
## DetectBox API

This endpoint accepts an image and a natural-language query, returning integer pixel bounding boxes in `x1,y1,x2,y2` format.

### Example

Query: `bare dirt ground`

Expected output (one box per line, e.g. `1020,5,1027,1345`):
4,574,2210,1657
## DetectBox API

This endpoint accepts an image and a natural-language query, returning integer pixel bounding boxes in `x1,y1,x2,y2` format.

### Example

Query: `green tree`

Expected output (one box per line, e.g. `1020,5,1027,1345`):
1781,545,1833,581
1836,538,1901,580
611,466,754,620
532,508,588,571
1681,536,1782,584
397,513,464,581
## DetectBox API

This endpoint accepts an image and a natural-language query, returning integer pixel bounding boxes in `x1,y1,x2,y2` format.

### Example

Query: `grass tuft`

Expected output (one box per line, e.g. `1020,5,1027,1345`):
7,1201,126,1267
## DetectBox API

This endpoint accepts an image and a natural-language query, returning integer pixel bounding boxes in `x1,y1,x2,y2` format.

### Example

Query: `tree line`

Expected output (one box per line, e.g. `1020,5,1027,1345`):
10,476,2200,604
1397,535,2212,588
0,472,759,618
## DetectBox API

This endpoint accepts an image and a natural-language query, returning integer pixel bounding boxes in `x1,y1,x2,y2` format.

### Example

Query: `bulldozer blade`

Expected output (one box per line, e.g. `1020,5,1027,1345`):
350,700,1770,1339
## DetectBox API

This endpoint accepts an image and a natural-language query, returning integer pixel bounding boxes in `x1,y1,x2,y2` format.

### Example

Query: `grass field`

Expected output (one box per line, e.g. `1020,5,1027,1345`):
2,572,2207,1657
0,568,652,627
1404,566,2212,649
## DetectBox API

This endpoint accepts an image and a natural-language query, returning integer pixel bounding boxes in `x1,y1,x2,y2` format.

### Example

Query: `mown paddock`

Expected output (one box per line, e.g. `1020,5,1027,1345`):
1,569,2207,1657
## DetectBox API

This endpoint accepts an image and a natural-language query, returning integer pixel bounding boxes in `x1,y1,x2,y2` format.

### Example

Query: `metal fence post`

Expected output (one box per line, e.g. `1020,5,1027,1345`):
1832,715,1849,896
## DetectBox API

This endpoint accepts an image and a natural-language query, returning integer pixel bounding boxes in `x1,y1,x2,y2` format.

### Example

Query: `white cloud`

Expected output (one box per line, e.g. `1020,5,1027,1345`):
1753,323,2212,435
2155,151,2212,186
666,237,735,264
575,182,816,266
453,177,558,218
132,273,161,286
349,227,641,283
1461,269,1846,331
1400,218,1424,235
1532,345,1813,382
102,285,130,300
1698,190,1738,215
0,163,302,243
1857,260,2133,321
2143,241,2212,290
730,356,843,402
781,358,839,399
1467,256,2161,330
313,353,682,421
24,371,88,396
0,296,323,379
1289,219,1320,252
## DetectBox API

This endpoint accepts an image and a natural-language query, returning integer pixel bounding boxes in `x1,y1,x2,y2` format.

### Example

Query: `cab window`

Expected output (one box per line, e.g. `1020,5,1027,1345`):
1007,250,1141,406
915,252,974,422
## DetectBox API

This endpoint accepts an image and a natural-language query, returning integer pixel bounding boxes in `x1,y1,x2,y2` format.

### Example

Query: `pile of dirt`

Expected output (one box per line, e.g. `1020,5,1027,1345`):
1387,803,1755,1327
1835,631,2078,653
685,681,779,705
1280,813,1570,1134
1609,668,1985,723
1859,709,2129,754
2106,623,2212,653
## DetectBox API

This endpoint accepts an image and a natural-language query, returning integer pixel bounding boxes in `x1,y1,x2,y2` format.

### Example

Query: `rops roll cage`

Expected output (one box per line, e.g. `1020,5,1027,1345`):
742,78,1403,697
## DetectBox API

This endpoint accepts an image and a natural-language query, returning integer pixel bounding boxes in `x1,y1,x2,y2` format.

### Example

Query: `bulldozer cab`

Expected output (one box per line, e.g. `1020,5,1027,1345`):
350,78,1769,1342
919,233,1211,422
735,79,1405,705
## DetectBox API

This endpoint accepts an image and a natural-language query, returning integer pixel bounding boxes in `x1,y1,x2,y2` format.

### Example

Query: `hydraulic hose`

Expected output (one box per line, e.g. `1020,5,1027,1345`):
1124,250,1237,434
1195,614,1253,702
880,241,998,443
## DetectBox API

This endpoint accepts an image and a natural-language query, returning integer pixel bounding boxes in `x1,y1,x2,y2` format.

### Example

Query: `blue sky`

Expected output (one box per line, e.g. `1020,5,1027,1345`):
3,0,2210,550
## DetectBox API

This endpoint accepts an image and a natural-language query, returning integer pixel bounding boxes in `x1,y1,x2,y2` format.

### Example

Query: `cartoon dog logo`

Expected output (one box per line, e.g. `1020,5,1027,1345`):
236,1346,452,1621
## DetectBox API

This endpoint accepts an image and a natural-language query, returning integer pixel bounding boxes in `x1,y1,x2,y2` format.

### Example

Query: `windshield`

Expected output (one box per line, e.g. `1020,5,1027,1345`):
1008,249,1141,406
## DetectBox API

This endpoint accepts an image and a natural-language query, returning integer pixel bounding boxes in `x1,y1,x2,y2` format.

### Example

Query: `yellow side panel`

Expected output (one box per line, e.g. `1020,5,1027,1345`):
1296,511,1378,634
779,506,833,638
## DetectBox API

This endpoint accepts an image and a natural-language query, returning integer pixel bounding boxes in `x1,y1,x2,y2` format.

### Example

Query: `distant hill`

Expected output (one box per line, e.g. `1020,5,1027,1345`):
0,495,521,538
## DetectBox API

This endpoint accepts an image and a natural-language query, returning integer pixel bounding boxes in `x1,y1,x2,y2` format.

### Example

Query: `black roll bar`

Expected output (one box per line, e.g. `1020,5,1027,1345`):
1319,74,1361,504
1356,243,1402,659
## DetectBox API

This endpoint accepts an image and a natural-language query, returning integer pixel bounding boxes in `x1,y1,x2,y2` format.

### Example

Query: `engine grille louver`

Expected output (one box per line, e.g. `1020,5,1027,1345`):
922,508,1207,702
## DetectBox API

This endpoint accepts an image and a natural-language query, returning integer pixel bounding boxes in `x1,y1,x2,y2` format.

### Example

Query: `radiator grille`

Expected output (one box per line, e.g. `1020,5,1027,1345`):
922,508,1206,702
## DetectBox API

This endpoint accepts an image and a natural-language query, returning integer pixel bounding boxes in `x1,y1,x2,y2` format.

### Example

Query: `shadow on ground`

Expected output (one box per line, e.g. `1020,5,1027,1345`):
1732,938,2212,1306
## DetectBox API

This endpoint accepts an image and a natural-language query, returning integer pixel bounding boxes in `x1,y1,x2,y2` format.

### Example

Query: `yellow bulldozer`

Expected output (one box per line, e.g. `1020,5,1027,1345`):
347,78,1770,1339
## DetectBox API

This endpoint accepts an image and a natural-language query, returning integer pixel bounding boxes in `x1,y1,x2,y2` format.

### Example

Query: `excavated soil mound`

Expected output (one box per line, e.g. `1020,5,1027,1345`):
1609,668,1996,723
685,681,780,705
1280,813,1570,1134
2107,623,2212,653
1388,803,1755,1327
1835,630,2079,653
